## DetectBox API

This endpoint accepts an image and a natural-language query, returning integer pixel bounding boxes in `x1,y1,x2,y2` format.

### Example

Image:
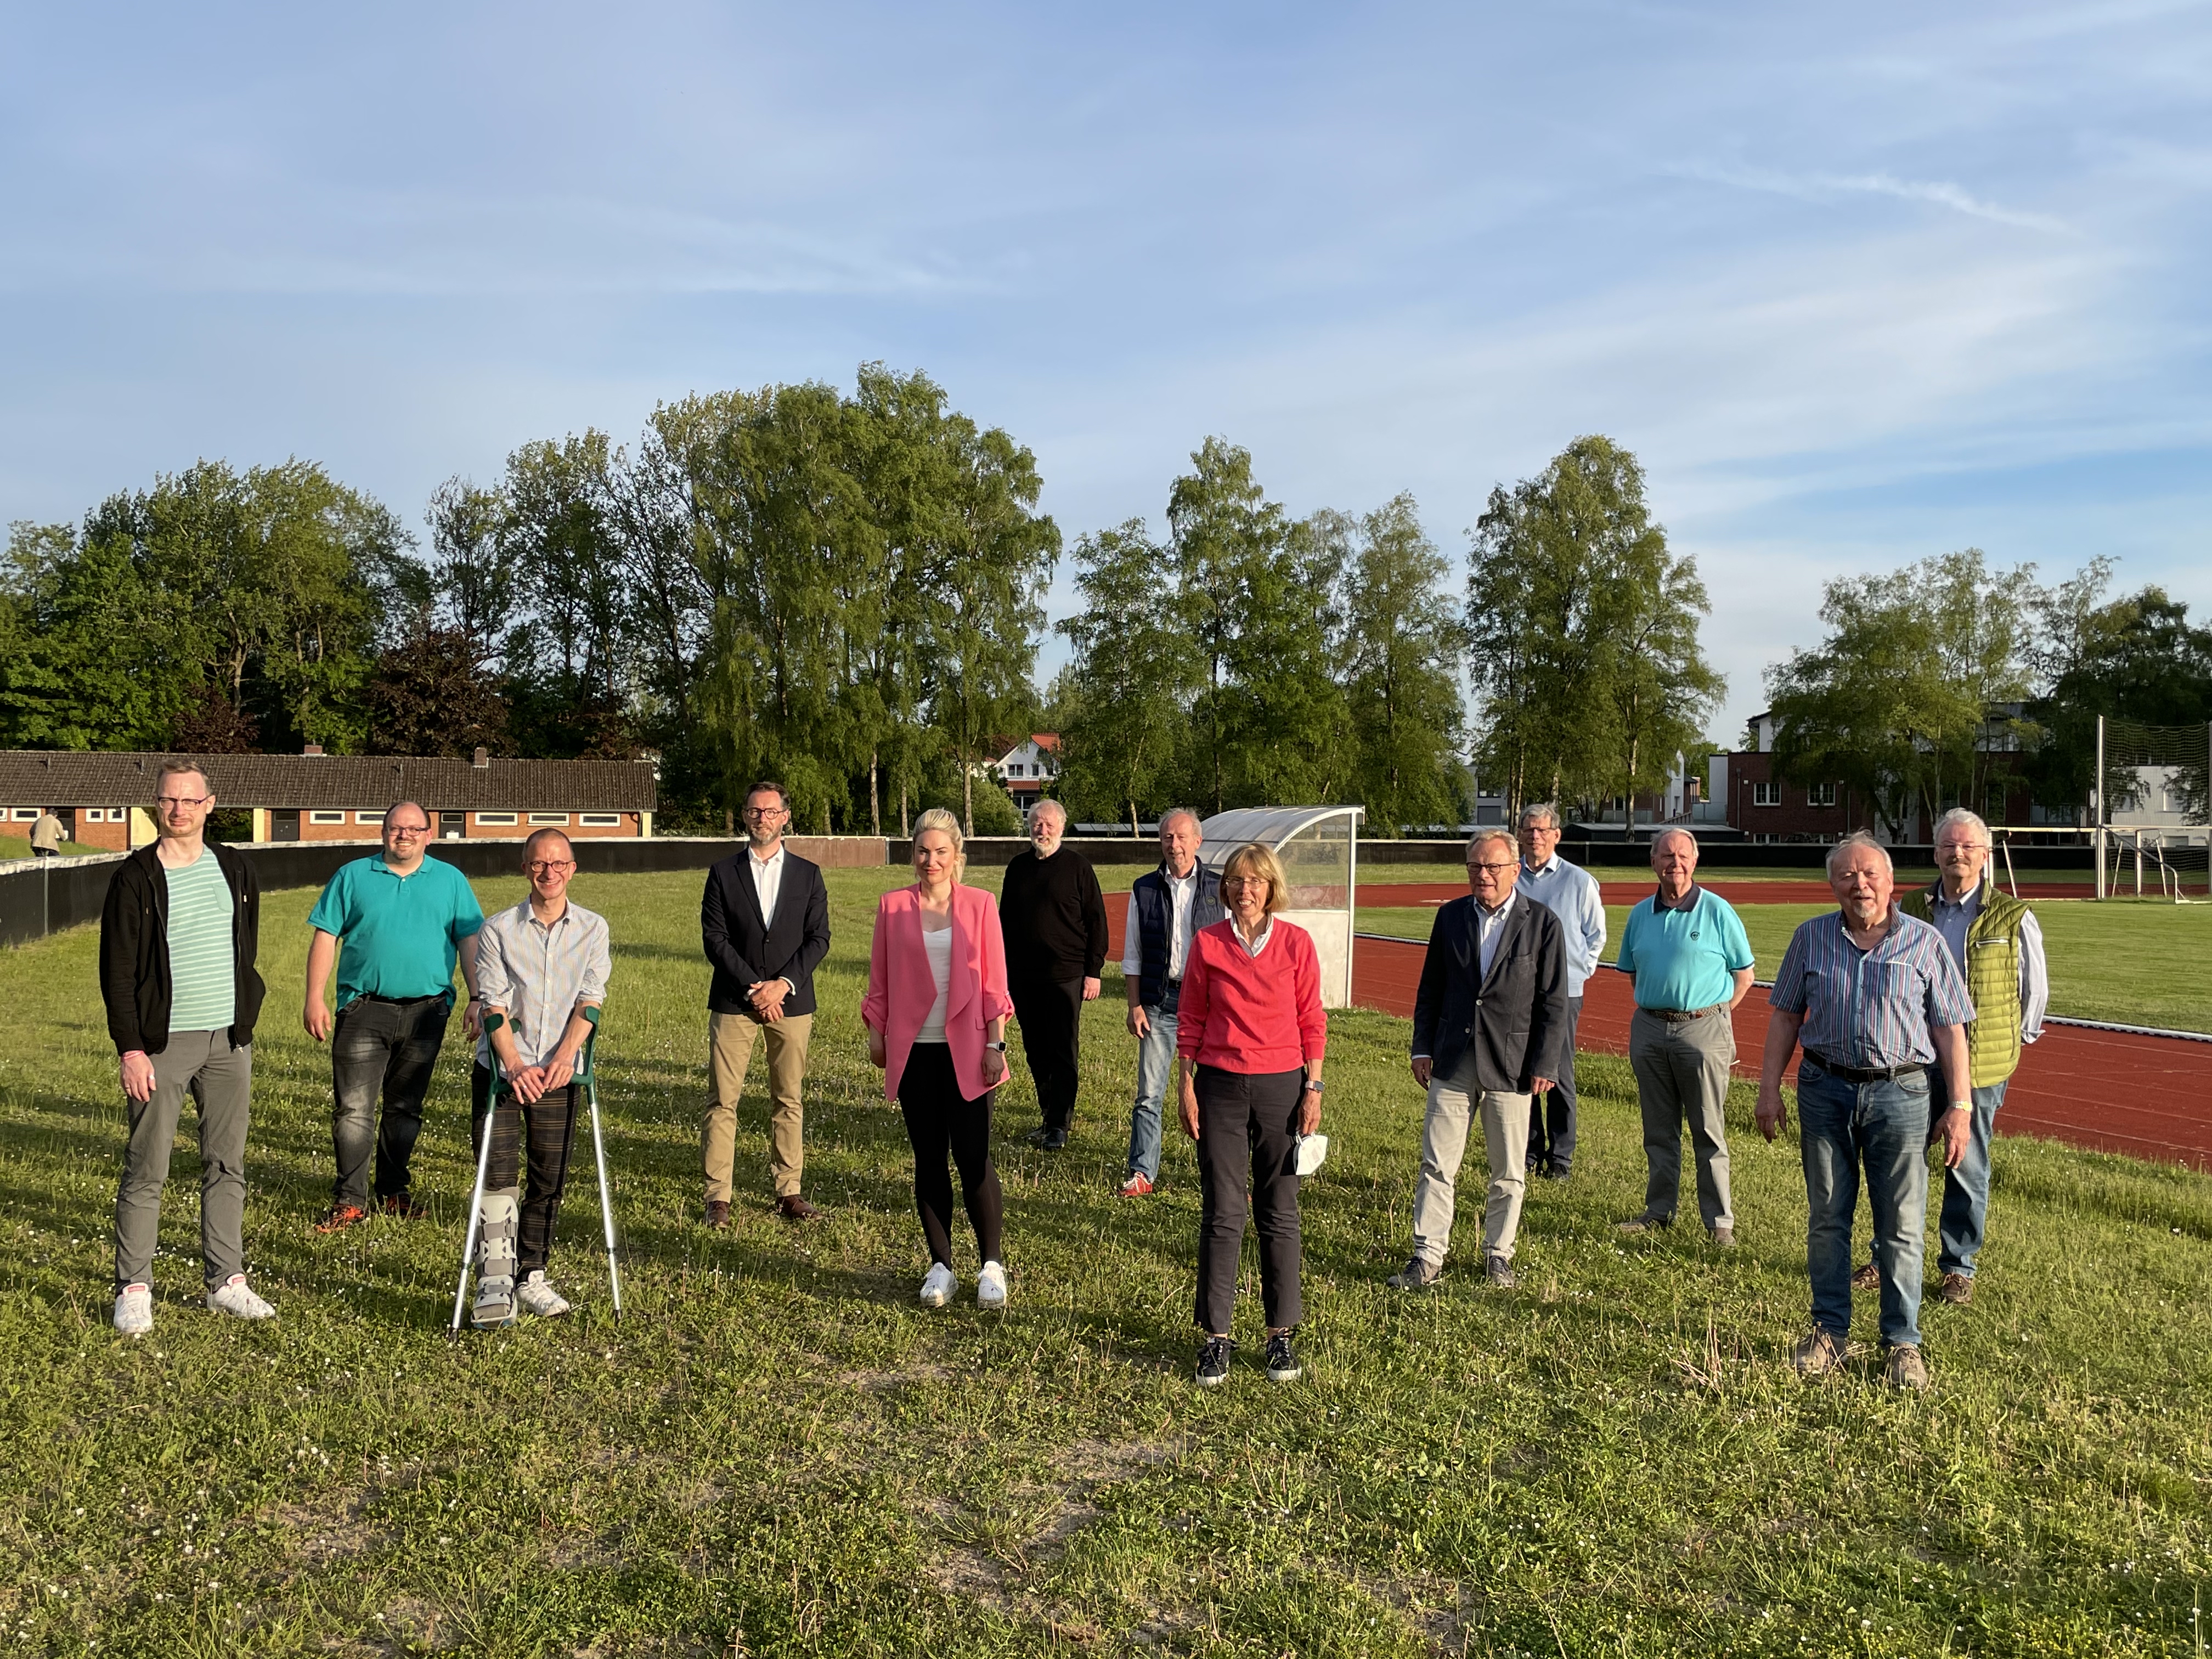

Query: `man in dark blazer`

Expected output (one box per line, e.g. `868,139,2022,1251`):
700,781,832,1225
1390,827,1567,1289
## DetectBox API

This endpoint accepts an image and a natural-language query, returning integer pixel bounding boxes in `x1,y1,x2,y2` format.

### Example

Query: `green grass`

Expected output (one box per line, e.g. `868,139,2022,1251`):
1358,899,2212,1035
4,868,2212,1655
0,835,104,860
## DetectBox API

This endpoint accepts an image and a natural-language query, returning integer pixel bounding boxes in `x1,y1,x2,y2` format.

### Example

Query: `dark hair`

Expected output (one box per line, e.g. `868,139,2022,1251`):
154,760,210,793
744,780,790,811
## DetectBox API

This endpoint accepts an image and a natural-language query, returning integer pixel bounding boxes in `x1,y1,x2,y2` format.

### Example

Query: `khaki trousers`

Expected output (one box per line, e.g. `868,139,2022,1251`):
1410,1053,1534,1266
703,1011,815,1201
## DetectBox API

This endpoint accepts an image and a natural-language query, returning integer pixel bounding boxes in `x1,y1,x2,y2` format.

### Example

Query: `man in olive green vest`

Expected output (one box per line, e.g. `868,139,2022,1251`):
1855,806,2048,1307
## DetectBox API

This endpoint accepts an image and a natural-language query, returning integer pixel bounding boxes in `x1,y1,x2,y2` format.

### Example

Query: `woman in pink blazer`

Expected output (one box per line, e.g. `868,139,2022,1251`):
864,809,1015,1310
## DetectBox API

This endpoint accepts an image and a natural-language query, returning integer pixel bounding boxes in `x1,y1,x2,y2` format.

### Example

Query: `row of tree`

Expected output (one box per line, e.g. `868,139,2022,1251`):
2,362,1736,835
1050,434,1723,833
1767,552,2212,833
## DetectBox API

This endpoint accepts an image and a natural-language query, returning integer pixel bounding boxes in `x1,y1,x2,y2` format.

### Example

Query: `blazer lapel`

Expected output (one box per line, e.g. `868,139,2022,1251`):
734,856,768,939
945,892,978,1024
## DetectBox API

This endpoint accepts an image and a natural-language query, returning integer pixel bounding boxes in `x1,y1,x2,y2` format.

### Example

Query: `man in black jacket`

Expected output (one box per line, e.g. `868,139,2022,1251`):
700,782,833,1225
1390,827,1567,1290
99,761,274,1335
1000,800,1109,1150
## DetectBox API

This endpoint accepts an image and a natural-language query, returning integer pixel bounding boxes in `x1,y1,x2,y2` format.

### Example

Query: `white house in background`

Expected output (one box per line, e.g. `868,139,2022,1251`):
988,733,1061,815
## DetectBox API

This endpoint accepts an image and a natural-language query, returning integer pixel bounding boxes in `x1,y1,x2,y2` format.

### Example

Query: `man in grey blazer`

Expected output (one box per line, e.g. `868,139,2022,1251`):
1390,827,1568,1289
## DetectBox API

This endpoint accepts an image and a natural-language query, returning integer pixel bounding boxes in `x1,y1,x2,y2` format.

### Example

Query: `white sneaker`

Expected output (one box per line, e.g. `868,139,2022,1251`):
976,1261,1008,1310
114,1283,153,1338
206,1275,275,1320
517,1271,571,1318
919,1263,956,1308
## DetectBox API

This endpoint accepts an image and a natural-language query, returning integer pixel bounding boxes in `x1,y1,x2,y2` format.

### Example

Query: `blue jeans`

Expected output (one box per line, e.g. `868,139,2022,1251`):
1126,1007,1178,1181
1797,1059,1931,1348
1933,1066,2007,1280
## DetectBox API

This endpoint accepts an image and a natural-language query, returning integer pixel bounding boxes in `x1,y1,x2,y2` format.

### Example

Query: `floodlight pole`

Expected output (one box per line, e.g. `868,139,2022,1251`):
2094,714,2107,902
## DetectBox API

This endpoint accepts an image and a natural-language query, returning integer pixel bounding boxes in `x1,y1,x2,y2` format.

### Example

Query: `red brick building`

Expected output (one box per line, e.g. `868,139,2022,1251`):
0,748,657,851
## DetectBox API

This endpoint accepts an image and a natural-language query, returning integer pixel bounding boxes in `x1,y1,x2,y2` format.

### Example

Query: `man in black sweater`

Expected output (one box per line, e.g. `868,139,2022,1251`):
1000,800,1109,1150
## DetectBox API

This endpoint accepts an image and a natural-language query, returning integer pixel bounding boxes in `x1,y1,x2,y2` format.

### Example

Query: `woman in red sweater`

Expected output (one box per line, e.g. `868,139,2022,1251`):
1175,840,1326,1386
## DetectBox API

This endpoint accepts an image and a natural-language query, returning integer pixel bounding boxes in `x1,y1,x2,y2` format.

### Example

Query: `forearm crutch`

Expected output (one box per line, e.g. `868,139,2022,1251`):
448,1013,506,1339
578,1007,622,1319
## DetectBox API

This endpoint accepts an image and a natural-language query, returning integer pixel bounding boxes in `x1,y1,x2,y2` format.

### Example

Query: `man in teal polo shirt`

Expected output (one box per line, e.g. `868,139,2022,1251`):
303,800,485,1232
1615,828,1756,1245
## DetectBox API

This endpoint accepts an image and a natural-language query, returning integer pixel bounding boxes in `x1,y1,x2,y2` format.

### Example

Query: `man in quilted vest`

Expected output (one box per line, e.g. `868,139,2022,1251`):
1857,807,2047,1307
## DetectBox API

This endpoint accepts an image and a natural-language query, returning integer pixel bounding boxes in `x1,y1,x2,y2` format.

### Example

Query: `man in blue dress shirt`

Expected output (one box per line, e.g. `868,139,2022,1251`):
1757,832,1974,1392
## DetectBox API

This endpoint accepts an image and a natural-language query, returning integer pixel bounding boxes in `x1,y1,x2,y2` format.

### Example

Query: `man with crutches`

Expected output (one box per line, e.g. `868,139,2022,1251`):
460,829,612,1329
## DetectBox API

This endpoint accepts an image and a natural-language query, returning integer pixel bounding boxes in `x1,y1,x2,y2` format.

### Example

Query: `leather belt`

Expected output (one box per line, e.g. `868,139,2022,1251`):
1643,1003,1726,1023
357,991,447,1007
1803,1048,1925,1085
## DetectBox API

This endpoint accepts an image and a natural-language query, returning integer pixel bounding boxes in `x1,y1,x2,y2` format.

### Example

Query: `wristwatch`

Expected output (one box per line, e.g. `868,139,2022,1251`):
1302,1079,1324,1094
985,1041,1008,1053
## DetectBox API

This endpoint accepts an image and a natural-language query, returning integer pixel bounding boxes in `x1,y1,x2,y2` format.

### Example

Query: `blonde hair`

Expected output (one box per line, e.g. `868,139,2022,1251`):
911,807,967,879
1219,841,1289,917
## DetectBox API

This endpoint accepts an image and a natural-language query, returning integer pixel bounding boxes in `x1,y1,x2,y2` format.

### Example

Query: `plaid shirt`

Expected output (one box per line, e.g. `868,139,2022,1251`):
1769,907,1974,1069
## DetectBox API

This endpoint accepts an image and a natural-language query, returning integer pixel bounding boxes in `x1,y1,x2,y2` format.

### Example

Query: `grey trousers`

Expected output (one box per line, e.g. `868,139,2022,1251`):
1627,1007,1735,1231
1411,1054,1534,1266
114,1030,253,1293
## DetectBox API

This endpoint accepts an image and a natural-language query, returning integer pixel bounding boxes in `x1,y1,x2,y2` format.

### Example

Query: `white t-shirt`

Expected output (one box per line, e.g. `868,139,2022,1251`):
916,922,953,1043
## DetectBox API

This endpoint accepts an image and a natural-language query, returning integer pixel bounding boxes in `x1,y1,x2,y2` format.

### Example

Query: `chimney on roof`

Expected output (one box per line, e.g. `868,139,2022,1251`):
472,747,490,769
302,743,325,757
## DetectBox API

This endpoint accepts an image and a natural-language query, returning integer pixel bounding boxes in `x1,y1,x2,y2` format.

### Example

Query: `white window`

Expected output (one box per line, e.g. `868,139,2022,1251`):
355,810,385,825
475,812,518,826
82,808,121,823
1751,782,1781,807
1008,764,1024,778
577,814,621,827
9,808,36,821
308,811,346,825
1807,782,1837,808
528,812,568,826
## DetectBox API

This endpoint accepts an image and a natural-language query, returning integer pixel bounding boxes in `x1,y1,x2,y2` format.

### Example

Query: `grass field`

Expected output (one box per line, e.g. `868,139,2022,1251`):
0,836,102,861
5,866,2212,1655
1357,898,2212,1035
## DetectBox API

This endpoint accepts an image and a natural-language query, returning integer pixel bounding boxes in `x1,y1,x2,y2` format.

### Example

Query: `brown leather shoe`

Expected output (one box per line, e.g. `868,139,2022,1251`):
1938,1271,1974,1306
1851,1260,1881,1291
314,1203,368,1234
777,1194,822,1222
703,1200,731,1229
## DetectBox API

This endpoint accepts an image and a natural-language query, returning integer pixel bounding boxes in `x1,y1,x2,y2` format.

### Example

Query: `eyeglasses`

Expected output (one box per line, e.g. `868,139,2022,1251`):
386,823,430,837
154,795,211,809
743,806,787,819
1468,860,1516,874
1219,875,1267,890
526,859,577,874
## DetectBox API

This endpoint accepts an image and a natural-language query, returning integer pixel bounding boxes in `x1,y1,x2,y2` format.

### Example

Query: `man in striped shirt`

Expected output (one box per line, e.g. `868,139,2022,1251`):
99,761,275,1336
1757,832,1974,1392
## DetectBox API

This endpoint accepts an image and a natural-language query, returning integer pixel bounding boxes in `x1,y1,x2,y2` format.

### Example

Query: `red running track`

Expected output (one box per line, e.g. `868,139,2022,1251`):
1102,906,2209,1166
1347,933,2212,1170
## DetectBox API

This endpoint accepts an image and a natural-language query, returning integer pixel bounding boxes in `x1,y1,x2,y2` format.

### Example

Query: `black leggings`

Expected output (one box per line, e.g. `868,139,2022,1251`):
898,1043,1004,1268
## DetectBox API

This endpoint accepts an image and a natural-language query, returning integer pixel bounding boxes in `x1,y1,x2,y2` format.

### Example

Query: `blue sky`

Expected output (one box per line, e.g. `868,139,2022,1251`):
3,2,2207,744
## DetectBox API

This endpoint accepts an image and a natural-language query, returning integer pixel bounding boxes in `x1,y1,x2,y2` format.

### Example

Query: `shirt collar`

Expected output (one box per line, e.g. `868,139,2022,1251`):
1655,883,1702,913
749,842,785,868
1931,874,1983,910
1476,890,1517,922
1163,861,1198,885
1521,854,1558,877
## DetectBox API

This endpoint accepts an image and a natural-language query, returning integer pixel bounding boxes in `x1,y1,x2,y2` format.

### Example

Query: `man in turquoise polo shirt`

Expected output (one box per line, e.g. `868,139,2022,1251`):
304,800,485,1232
1615,828,1756,1246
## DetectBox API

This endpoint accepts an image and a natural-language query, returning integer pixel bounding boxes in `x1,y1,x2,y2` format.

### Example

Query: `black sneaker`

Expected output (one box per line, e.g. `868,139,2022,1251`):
1042,1127,1068,1151
1263,1331,1302,1384
1194,1335,1234,1387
